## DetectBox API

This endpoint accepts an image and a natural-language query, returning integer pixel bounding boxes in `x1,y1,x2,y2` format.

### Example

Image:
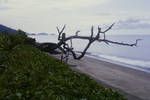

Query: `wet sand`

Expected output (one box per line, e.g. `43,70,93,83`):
52,54,150,100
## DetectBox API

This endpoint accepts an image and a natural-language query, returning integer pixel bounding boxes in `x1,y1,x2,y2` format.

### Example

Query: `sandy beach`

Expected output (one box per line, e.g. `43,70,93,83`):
52,54,150,100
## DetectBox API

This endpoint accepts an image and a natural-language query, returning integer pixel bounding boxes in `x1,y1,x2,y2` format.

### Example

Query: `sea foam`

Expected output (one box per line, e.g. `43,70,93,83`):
87,52,150,73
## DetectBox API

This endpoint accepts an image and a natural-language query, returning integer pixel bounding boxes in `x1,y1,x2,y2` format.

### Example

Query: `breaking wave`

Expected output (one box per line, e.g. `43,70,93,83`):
87,52,150,73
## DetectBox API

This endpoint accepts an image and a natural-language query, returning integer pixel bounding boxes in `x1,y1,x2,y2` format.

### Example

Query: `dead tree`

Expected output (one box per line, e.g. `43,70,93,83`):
55,24,141,60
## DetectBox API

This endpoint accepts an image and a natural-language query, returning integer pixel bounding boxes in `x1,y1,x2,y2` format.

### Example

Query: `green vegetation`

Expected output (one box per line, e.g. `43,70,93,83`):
0,32,126,100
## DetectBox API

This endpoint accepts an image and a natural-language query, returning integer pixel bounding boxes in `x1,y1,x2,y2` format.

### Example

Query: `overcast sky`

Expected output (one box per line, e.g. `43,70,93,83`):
0,0,150,35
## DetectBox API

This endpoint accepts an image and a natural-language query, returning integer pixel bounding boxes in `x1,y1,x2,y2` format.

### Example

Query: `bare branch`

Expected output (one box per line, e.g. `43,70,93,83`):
75,30,80,36
56,27,60,33
91,26,94,38
54,24,140,60
102,23,115,33
70,39,73,49
57,25,66,40
60,25,66,33
98,26,101,34
98,39,142,47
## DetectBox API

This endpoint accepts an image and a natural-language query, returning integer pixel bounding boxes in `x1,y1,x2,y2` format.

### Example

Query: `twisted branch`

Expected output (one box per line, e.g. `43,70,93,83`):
55,24,141,60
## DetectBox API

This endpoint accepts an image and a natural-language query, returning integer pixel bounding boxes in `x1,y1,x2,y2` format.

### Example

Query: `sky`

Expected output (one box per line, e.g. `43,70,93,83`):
0,0,150,35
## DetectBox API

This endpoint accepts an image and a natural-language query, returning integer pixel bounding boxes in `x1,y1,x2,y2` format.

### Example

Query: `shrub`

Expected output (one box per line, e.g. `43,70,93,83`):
0,45,126,100
0,32,126,100
0,30,35,51
0,31,36,74
0,34,11,51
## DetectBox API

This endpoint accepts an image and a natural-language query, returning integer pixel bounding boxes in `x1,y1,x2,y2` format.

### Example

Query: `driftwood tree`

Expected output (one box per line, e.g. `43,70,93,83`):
54,24,141,61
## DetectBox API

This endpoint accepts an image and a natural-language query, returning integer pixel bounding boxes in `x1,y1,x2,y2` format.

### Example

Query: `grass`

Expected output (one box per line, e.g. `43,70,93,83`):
0,32,126,100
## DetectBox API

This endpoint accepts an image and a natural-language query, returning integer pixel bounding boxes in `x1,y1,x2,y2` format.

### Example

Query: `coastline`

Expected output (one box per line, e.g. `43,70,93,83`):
85,54,150,74
52,54,150,100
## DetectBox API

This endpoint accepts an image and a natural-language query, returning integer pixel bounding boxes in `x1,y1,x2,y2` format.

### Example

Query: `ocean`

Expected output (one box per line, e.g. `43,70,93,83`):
29,34,150,73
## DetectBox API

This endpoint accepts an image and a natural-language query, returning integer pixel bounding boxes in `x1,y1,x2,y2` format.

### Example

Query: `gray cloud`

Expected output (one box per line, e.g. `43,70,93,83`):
0,0,9,10
0,6,9,10
115,18,150,30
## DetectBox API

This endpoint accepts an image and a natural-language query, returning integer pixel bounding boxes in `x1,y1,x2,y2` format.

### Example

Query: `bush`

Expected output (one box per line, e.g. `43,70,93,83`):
0,32,126,100
0,34,11,51
0,30,35,51
0,45,126,100
0,31,36,75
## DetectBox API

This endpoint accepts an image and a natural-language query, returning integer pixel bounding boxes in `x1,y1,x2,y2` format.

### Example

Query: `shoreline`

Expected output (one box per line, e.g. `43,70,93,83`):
85,54,150,74
52,54,150,100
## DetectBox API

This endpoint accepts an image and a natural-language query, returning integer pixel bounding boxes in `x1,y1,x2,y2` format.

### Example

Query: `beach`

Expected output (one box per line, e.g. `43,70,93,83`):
52,54,150,100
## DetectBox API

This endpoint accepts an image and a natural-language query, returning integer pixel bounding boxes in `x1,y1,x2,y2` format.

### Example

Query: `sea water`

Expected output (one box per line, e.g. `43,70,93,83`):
29,34,150,73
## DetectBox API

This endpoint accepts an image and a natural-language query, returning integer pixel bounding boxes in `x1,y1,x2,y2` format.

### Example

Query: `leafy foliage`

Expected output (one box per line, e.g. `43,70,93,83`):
0,30,32,51
0,32,126,100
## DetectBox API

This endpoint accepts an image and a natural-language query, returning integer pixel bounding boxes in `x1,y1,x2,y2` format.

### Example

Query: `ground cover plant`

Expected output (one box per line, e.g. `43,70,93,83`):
0,32,126,100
